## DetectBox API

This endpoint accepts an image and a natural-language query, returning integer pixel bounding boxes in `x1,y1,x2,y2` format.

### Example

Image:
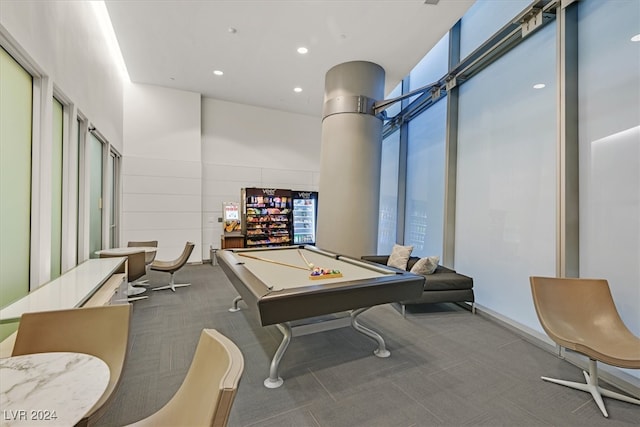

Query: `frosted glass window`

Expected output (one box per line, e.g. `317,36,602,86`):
109,151,118,248
405,99,446,258
0,47,32,306
578,0,640,348
378,130,400,254
455,23,556,332
76,119,82,264
51,97,63,279
460,0,531,59
89,133,103,258
409,33,449,92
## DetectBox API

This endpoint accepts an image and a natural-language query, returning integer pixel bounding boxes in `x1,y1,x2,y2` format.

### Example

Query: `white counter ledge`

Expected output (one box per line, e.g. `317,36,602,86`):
0,258,126,324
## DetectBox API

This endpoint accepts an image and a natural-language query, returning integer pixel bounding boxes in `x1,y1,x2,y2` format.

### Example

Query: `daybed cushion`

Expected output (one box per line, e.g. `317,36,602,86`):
387,244,413,270
421,265,473,292
410,256,439,275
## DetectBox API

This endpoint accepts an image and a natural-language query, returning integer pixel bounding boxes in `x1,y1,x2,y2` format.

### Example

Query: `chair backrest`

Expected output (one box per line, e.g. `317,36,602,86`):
100,250,146,282
153,242,195,273
175,241,195,269
127,240,158,247
529,276,640,368
126,329,244,427
128,240,158,264
12,304,132,422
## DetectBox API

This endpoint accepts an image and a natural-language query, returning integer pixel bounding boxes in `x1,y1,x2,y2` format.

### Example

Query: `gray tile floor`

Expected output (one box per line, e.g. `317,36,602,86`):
96,264,639,426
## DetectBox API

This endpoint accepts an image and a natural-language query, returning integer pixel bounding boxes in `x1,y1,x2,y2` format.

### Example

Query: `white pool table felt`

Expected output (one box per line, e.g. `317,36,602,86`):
231,248,392,291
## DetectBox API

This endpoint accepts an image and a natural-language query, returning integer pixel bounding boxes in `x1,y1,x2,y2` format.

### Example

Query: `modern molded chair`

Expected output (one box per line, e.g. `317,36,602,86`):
100,250,148,301
127,240,158,265
125,329,244,427
529,276,640,417
151,241,195,292
127,240,158,286
12,304,132,426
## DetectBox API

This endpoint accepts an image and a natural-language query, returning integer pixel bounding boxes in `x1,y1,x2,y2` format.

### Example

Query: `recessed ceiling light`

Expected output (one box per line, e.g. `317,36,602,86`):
631,34,640,42
213,70,224,76
228,27,237,34
294,87,303,93
297,47,308,54
533,83,546,89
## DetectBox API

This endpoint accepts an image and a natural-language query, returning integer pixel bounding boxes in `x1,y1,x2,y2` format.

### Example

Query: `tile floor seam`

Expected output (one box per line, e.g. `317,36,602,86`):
308,367,337,403
390,380,446,424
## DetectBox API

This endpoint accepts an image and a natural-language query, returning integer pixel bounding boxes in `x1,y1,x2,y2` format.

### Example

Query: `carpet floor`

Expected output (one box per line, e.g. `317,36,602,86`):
95,264,639,426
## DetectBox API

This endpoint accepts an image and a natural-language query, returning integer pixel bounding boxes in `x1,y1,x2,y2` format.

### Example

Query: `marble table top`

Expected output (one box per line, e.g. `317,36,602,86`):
0,352,110,426
95,247,157,255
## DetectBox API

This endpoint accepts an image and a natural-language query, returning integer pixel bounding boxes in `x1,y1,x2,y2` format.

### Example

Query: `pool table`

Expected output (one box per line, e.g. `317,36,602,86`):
217,245,425,388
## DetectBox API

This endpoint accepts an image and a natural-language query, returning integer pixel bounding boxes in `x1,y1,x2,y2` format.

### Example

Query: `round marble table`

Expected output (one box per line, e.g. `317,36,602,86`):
0,352,110,426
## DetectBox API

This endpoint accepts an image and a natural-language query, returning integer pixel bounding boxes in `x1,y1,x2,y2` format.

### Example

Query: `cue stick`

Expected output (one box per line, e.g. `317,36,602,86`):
297,249,314,270
237,253,309,271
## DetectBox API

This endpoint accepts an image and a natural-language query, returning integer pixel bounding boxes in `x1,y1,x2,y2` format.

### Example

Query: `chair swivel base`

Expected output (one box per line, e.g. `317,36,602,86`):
151,270,191,292
113,282,149,302
152,283,191,292
541,359,640,417
127,283,147,296
151,272,191,292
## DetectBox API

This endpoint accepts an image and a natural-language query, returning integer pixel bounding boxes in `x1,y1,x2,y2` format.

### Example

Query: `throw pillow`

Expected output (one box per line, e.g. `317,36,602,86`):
410,256,440,275
387,244,414,270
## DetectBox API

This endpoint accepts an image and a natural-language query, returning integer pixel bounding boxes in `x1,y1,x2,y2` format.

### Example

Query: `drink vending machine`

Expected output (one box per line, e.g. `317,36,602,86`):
292,191,318,245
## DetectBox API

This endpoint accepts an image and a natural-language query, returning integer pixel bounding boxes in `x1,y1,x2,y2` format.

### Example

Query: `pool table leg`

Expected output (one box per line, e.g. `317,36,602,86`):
351,307,391,358
264,322,292,388
228,295,243,312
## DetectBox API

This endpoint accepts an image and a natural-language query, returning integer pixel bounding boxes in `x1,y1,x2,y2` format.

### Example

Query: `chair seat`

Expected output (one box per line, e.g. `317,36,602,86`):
150,259,178,271
531,276,640,369
564,326,640,369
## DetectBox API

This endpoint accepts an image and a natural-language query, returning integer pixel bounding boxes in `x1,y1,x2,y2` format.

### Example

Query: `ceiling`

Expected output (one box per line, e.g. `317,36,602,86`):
105,0,475,118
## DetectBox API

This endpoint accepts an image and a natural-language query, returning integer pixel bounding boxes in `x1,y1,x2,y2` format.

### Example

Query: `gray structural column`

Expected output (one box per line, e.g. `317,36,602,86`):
316,61,385,257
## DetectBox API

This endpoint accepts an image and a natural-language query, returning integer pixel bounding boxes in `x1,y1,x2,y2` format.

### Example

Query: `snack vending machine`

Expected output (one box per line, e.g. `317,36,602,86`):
292,191,318,245
242,188,293,247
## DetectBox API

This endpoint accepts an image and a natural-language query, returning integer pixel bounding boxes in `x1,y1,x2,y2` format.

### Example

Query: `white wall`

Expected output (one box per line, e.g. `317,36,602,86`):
123,91,322,261
201,98,321,253
122,83,202,262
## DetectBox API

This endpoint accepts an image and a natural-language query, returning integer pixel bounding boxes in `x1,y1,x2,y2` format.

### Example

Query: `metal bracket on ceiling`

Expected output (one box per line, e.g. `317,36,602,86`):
445,76,457,92
521,8,545,38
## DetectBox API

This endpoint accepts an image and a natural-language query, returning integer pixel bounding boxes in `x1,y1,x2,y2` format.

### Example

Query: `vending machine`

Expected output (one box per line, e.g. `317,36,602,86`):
241,188,293,247
292,191,318,245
